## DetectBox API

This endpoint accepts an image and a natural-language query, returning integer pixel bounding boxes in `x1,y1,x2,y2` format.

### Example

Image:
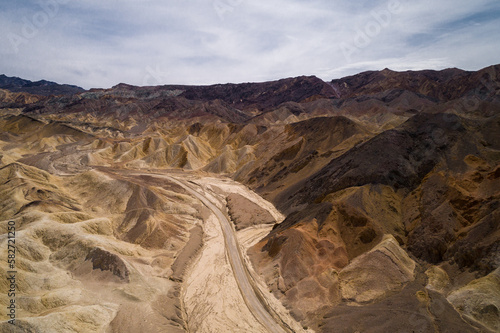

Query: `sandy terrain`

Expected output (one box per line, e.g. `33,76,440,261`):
179,175,310,333
182,211,268,333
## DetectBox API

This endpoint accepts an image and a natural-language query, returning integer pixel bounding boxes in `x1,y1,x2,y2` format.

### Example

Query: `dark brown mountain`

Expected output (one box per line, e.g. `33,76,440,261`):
0,74,85,96
331,64,500,101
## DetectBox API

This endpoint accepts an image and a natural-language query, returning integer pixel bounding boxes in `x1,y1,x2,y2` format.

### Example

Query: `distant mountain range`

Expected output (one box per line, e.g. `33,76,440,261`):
0,74,85,96
1,64,498,102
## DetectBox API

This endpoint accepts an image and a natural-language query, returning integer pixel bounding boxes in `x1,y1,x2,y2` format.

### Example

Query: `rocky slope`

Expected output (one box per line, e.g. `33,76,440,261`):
0,64,499,332
0,74,85,97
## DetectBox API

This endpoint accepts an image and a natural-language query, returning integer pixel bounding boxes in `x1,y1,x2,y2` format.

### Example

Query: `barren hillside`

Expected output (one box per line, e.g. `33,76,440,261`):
1,65,499,332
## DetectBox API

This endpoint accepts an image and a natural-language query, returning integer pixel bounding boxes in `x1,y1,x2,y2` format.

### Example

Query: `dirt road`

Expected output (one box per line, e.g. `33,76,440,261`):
164,175,288,333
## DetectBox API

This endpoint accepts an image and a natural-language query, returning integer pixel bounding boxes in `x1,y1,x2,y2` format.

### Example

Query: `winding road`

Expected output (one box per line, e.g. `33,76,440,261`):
164,175,288,333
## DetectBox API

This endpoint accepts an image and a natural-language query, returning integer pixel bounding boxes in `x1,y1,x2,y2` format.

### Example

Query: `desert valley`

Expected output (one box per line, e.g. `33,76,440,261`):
0,65,499,332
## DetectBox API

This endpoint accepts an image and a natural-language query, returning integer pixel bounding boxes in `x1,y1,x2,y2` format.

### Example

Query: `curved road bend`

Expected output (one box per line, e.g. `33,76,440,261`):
165,176,288,333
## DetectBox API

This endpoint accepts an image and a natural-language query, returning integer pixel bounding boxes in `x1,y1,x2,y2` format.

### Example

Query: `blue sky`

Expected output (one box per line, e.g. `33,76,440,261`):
0,0,499,89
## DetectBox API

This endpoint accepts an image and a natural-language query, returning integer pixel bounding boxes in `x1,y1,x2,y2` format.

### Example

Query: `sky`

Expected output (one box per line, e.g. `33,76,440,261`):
0,0,499,89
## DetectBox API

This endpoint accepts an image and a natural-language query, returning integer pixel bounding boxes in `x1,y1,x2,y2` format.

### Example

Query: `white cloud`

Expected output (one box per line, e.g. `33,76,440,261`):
0,0,498,88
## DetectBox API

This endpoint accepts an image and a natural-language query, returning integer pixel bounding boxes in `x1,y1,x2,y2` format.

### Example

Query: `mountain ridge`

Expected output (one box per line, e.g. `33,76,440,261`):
3,63,499,102
2,64,498,125
0,74,85,96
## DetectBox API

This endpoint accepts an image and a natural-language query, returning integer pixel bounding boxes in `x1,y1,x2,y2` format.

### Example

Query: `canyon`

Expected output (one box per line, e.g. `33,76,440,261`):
0,65,499,332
